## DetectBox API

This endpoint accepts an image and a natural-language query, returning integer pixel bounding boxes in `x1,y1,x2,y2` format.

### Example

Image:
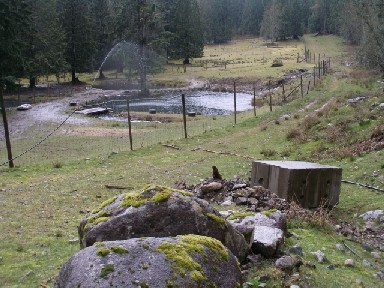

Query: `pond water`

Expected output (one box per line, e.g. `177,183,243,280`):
102,90,254,116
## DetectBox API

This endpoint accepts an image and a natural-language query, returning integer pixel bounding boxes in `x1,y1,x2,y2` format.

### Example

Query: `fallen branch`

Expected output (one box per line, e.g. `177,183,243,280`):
105,185,134,190
162,144,180,150
341,180,384,192
192,147,255,160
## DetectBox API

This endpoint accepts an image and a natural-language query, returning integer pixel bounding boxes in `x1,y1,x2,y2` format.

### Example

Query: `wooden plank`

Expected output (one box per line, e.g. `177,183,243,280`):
76,107,109,115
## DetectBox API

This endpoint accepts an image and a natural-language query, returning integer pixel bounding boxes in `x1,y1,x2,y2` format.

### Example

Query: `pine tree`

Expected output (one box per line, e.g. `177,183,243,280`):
57,0,94,83
167,0,204,61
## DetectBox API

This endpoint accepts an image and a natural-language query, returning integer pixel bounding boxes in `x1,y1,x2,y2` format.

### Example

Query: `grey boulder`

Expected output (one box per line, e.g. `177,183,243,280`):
55,235,243,288
79,185,248,261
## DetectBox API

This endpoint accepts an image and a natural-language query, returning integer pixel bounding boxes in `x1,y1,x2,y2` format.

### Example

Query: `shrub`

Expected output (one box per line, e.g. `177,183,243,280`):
286,128,302,141
271,59,283,67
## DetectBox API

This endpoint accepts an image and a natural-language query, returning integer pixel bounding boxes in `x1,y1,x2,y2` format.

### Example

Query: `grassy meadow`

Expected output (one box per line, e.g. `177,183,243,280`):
1,35,384,287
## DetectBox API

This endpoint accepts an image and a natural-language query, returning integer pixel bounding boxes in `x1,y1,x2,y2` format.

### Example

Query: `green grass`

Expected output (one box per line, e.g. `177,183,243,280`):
1,35,384,287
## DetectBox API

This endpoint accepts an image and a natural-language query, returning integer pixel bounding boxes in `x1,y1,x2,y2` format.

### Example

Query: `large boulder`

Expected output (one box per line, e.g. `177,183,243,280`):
79,185,248,261
229,210,287,243
229,210,286,257
55,235,243,288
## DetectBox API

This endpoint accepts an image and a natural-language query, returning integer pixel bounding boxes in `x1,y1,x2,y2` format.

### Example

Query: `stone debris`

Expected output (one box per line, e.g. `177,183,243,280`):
251,226,284,258
359,210,384,221
311,250,326,263
275,255,294,269
289,244,303,256
344,259,355,267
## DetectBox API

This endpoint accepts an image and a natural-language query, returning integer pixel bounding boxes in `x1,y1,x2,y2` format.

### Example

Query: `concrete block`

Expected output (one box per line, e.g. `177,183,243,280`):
251,160,342,208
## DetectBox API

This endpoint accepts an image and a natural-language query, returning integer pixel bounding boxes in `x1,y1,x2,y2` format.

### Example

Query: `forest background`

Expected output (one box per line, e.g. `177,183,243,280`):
1,0,384,89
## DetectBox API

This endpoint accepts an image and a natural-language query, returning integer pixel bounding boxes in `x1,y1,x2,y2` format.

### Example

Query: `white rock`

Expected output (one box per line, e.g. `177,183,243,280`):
344,259,355,267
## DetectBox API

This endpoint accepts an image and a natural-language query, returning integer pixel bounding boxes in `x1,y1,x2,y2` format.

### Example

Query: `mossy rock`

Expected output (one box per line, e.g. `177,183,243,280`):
55,236,242,288
79,185,248,262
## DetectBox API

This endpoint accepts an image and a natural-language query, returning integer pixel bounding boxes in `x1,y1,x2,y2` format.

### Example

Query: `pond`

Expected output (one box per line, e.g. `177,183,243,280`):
100,90,255,116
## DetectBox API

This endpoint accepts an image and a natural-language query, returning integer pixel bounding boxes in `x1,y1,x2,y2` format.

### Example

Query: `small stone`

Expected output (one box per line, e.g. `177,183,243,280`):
305,262,316,269
326,264,335,270
289,244,303,256
232,183,247,190
365,221,375,230
234,197,248,205
220,199,233,206
290,285,300,288
361,243,373,252
0,256,3,262
334,225,341,230
376,270,384,279
311,250,326,263
344,259,355,267
68,238,79,244
359,210,384,221
248,197,258,205
246,254,262,264
335,243,345,251
201,182,223,193
371,252,381,259
275,256,294,269
218,210,232,218
362,259,371,267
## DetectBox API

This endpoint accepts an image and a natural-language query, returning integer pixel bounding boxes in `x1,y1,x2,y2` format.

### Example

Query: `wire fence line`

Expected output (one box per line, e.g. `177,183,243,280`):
0,56,331,168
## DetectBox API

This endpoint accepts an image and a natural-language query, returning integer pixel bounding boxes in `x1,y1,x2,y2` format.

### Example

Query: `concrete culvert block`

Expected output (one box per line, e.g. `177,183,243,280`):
251,160,342,208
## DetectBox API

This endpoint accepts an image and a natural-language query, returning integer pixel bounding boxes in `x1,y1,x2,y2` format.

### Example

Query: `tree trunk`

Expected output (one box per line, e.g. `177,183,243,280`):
71,66,78,84
139,42,148,96
0,85,14,168
29,77,36,89
98,68,106,79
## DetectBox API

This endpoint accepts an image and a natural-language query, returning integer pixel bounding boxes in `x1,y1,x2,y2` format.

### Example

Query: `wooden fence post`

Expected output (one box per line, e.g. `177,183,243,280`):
300,75,303,97
234,82,237,124
182,94,187,138
0,86,14,168
313,66,316,86
126,98,133,150
307,81,311,94
253,85,256,117
269,80,272,112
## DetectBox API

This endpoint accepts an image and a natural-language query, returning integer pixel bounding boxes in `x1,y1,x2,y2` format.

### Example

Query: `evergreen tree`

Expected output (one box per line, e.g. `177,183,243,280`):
167,0,204,61
24,0,67,87
353,0,384,71
0,0,30,168
204,0,233,43
89,0,114,78
57,0,94,83
240,0,266,36
260,0,283,41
